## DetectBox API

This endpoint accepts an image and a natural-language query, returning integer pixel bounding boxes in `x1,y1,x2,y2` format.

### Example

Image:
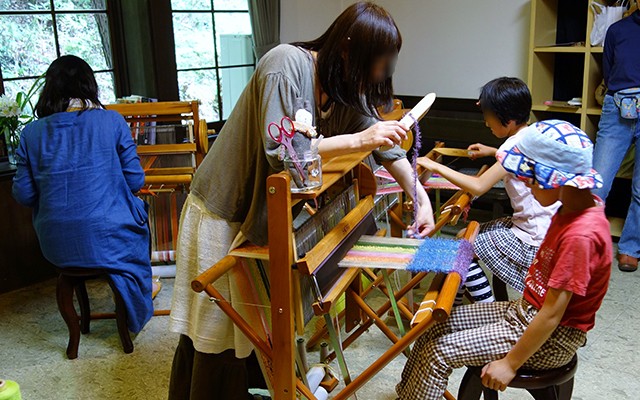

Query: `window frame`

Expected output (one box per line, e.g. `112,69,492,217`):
171,1,256,122
0,0,117,99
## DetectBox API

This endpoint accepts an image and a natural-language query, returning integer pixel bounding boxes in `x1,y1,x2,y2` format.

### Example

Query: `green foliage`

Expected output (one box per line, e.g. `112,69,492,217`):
171,1,252,121
0,76,44,153
0,0,114,104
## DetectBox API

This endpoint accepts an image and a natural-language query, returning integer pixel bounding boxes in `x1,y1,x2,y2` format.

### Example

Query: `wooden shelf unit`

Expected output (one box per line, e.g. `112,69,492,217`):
527,0,605,139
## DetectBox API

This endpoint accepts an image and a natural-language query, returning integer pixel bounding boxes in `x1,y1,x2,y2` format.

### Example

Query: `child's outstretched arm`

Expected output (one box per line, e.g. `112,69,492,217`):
417,157,507,197
481,288,573,391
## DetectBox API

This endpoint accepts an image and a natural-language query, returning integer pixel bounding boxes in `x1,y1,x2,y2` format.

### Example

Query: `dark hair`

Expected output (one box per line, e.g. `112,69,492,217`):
35,55,103,118
292,2,402,118
478,77,531,126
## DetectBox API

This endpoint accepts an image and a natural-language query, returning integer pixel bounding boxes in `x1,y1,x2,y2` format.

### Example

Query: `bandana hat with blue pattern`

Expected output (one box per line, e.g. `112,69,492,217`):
496,119,603,190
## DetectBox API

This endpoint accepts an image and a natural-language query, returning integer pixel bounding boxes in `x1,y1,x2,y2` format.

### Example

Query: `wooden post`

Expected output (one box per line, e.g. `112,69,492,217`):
267,173,297,399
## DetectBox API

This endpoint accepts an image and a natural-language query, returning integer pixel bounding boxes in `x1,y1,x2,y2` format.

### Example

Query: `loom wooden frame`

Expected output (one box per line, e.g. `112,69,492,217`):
108,101,209,316
304,152,488,350
106,100,209,185
192,151,481,399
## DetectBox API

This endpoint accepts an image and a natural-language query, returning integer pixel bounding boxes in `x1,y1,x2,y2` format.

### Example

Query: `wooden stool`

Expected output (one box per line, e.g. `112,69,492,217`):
55,267,133,359
457,354,578,400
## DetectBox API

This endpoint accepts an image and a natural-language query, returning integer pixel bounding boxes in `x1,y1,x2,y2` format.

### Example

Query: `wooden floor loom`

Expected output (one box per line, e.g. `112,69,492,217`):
107,101,210,265
303,149,487,351
192,151,481,400
102,101,210,316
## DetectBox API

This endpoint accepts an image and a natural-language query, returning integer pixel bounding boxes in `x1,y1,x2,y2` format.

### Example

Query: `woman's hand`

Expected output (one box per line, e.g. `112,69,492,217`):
382,158,435,238
467,143,497,160
407,189,435,239
356,121,408,151
407,200,435,238
481,359,517,392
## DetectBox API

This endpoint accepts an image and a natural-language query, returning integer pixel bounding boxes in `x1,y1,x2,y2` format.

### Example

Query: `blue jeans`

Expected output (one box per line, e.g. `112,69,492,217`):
592,94,640,258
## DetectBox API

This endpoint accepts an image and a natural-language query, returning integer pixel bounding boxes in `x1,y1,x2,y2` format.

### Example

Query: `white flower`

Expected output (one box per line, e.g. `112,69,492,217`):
0,94,22,118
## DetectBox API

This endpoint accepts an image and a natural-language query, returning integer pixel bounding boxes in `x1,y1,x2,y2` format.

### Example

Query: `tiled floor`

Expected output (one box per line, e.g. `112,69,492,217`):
1,247,638,399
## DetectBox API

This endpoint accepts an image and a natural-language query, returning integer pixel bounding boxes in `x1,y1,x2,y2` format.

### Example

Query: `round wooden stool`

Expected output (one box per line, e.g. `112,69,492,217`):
55,267,133,359
457,354,578,400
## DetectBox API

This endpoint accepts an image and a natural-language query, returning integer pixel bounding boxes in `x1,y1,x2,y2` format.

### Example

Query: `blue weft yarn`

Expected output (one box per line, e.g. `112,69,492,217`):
406,238,474,283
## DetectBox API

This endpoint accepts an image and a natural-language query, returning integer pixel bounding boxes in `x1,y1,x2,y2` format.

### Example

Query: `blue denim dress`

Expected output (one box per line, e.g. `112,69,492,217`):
12,109,153,333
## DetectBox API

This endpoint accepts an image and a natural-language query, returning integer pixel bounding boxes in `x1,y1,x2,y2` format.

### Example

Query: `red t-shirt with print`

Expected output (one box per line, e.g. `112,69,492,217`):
523,198,612,332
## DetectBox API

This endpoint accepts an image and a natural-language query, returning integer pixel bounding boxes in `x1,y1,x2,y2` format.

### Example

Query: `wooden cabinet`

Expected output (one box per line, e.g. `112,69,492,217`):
527,0,604,139
0,164,55,294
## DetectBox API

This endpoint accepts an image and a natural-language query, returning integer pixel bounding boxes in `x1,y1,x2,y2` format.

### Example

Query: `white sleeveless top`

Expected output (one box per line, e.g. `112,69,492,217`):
499,128,561,246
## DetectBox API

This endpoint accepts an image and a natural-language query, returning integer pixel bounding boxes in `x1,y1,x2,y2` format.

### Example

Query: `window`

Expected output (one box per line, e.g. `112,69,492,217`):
0,0,115,104
171,0,255,122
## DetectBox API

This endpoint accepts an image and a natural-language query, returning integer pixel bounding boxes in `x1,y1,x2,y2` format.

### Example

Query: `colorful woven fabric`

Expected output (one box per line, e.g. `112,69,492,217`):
407,237,473,283
339,236,474,282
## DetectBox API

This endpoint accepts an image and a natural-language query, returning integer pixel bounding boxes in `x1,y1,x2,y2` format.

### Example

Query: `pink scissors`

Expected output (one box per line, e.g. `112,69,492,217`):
268,116,306,187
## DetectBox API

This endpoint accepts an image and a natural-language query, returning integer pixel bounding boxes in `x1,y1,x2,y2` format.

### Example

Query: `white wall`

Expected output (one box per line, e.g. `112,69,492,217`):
280,0,531,100
280,0,345,43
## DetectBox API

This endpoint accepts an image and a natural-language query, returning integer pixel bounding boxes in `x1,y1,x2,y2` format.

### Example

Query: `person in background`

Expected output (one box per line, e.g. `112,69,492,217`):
592,7,640,271
12,55,154,333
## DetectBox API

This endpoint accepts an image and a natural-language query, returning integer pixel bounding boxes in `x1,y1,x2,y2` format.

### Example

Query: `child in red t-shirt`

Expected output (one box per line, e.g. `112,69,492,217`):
396,120,612,400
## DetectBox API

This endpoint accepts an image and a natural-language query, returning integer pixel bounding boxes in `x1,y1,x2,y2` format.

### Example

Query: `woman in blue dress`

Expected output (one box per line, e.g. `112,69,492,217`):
12,55,153,333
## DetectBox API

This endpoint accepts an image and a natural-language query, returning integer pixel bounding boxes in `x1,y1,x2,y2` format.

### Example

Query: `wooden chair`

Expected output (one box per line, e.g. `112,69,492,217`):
457,354,578,400
55,267,133,359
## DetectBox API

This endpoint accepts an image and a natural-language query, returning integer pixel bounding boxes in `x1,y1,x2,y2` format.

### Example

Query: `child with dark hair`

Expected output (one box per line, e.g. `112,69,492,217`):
12,55,153,333
476,77,532,127
398,120,611,400
418,77,560,303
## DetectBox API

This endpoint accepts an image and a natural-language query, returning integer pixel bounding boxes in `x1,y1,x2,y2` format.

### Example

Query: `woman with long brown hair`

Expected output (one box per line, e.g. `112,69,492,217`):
168,3,434,399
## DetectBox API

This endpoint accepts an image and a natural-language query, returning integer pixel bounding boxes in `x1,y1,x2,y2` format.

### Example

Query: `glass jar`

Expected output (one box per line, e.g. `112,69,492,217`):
284,151,322,193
